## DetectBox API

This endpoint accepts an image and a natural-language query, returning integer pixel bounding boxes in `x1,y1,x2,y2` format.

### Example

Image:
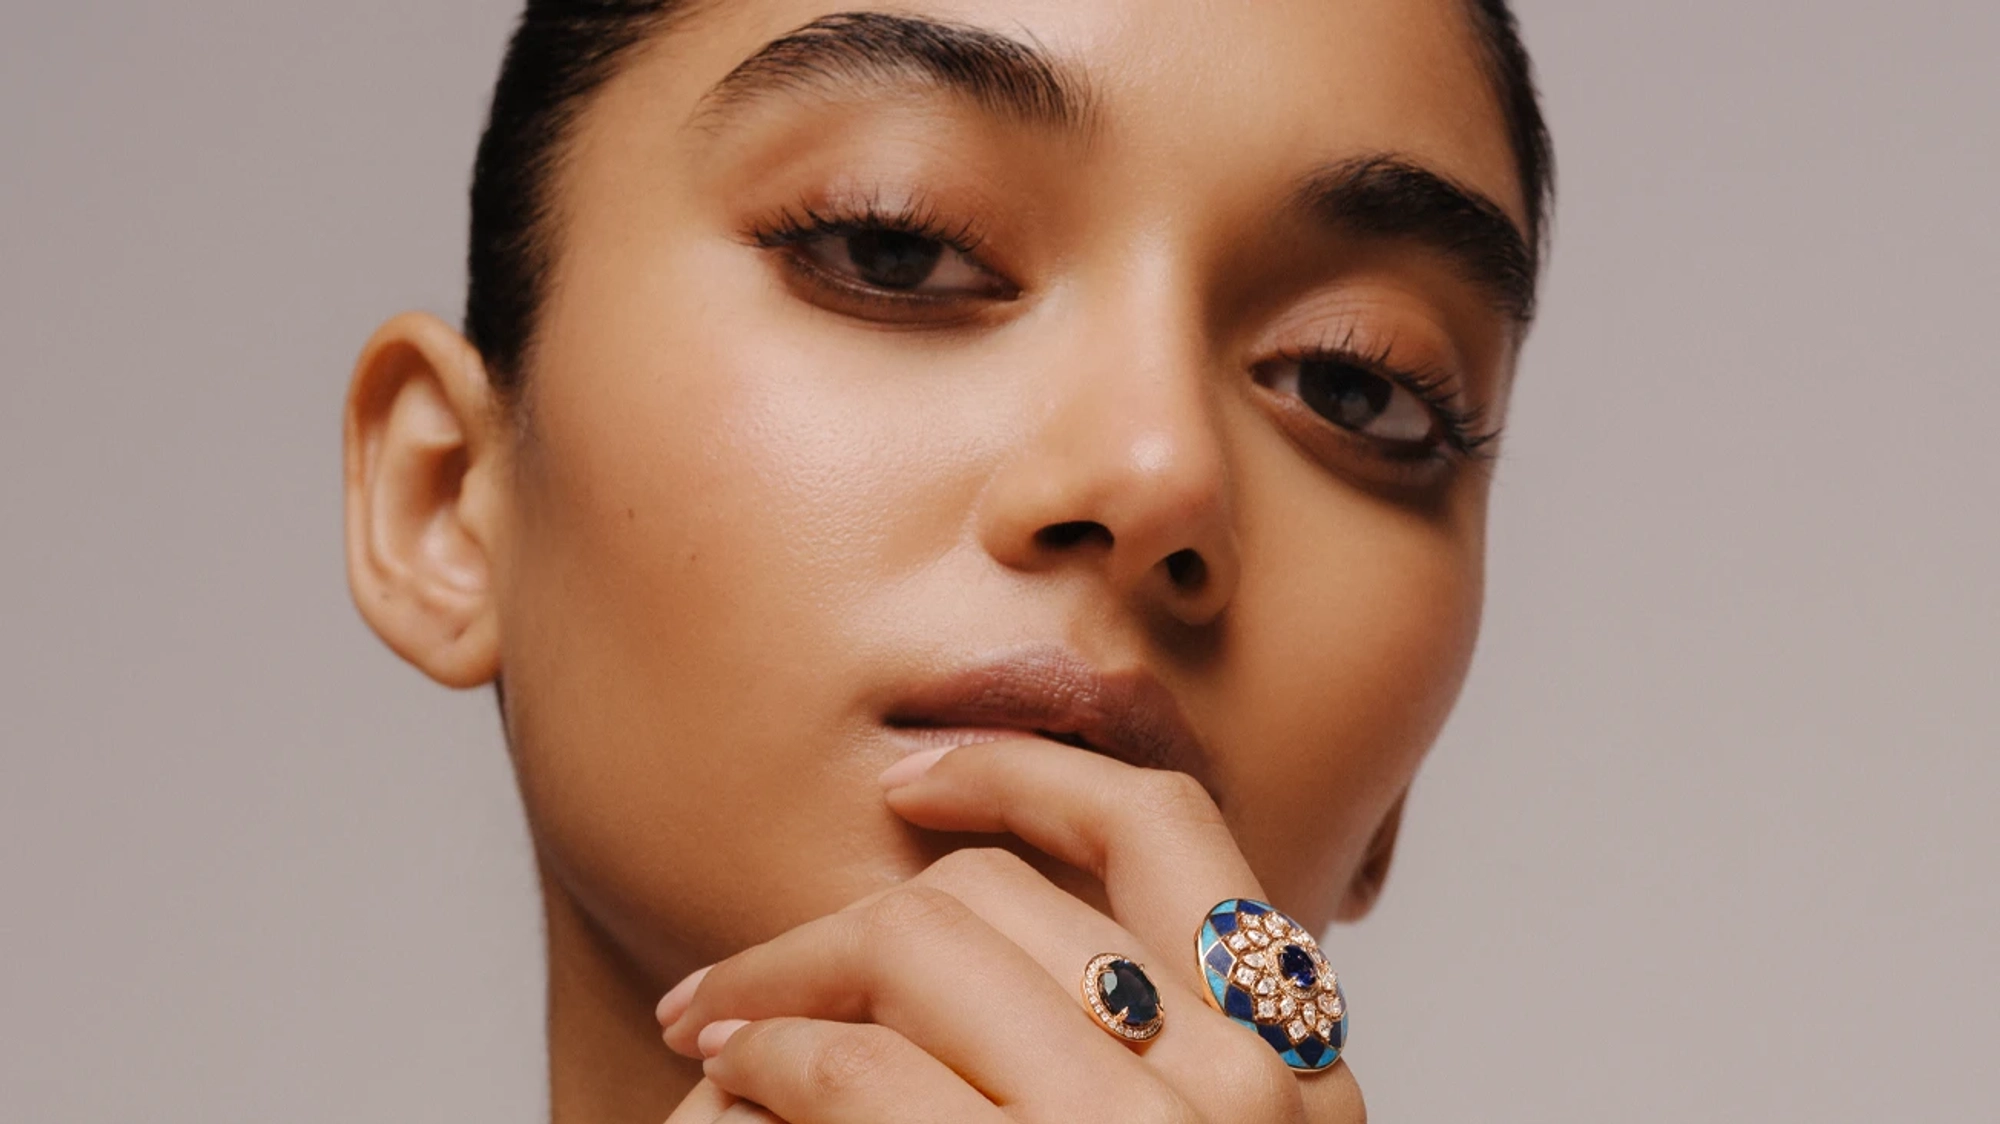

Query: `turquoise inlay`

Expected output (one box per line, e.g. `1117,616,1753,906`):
1196,897,1346,1072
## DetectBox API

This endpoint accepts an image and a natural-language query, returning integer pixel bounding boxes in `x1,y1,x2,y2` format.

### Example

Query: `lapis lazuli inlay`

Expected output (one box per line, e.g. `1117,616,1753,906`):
1196,898,1348,1072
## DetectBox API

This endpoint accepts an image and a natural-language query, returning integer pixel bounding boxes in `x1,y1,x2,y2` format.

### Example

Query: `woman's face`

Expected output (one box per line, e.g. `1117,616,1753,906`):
477,0,1527,980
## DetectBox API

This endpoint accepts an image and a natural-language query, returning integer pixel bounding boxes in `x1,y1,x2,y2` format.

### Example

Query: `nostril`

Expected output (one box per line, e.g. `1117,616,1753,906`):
1037,521,1111,550
1165,549,1207,590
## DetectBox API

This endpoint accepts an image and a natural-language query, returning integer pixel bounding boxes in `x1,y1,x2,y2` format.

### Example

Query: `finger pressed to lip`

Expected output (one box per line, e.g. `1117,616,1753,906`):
877,744,958,788
878,737,1266,959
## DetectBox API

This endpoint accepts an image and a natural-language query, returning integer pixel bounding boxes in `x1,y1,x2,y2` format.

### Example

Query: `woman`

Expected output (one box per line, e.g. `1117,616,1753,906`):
342,0,1552,1119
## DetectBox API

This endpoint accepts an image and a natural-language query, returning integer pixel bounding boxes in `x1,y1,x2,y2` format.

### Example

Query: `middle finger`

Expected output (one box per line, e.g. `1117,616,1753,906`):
658,882,1161,1115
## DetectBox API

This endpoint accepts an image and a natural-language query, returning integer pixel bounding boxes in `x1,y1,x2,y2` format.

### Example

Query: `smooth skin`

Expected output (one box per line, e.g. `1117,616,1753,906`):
344,0,1529,1120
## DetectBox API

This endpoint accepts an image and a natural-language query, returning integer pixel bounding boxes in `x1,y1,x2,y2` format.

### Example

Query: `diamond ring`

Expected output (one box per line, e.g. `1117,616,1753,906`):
1195,898,1347,1071
1079,952,1165,1042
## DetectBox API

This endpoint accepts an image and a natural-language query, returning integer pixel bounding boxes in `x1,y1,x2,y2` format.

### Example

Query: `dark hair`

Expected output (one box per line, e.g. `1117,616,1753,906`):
465,1,698,395
1464,0,1555,279
464,1,1554,394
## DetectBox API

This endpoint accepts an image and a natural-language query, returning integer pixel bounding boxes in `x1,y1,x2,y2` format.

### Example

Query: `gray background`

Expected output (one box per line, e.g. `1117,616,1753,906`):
3,2,1994,1120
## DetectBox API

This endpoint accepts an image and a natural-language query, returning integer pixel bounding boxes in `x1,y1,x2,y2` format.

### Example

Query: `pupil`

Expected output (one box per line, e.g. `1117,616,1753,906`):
846,230,943,290
1299,361,1392,430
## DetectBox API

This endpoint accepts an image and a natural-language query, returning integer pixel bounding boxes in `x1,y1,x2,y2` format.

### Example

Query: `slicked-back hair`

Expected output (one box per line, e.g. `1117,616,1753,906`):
465,1,697,395
463,0,1553,396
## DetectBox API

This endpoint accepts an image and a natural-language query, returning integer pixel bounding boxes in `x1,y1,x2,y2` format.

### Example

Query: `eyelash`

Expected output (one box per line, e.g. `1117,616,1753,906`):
1268,329,1503,465
746,196,1006,312
745,200,1501,467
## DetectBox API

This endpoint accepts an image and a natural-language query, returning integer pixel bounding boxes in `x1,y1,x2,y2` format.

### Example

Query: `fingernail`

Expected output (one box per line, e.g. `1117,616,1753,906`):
697,1019,750,1059
878,745,956,789
655,965,711,1027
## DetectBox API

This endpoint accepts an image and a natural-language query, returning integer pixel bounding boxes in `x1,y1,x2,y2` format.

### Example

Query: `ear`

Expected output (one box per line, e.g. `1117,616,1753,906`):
343,311,510,689
1333,790,1407,922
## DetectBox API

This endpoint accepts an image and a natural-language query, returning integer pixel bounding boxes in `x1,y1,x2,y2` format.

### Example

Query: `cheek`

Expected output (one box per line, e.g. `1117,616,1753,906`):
489,248,966,967
1221,454,1486,913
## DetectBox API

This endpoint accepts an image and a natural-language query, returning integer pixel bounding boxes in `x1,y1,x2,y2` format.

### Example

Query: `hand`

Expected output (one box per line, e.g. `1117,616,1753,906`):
654,738,1366,1123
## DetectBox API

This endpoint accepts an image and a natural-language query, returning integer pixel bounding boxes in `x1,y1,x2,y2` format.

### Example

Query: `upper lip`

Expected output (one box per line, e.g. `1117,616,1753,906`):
883,644,1214,791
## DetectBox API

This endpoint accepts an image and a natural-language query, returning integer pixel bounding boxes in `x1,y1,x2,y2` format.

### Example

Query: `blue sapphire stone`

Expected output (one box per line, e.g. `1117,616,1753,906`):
1279,943,1318,990
1097,959,1161,1025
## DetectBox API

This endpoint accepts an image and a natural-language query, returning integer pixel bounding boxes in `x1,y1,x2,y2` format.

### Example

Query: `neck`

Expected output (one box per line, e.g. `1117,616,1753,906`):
540,864,704,1124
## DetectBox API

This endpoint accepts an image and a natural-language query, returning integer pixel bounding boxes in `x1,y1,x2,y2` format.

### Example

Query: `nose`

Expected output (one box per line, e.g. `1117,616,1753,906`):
974,302,1242,628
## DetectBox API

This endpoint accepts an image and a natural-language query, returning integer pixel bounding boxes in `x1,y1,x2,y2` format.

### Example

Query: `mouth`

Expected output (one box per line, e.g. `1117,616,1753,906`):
880,643,1214,792
1032,728,1096,750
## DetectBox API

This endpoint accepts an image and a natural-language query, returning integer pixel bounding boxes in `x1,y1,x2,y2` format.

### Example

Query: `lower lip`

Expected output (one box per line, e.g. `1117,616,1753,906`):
884,724,1064,752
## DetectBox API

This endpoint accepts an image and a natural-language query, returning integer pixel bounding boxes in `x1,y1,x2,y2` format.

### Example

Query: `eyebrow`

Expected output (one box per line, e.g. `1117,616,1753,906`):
688,11,1538,322
686,10,1099,138
1288,155,1540,323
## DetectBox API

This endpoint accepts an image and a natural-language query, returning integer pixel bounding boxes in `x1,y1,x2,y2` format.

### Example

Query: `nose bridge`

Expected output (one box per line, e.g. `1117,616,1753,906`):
975,266,1242,623
1068,282,1230,535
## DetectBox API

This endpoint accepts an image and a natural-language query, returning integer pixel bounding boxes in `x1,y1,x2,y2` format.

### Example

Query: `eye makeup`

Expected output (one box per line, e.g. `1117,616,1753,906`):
737,180,1502,487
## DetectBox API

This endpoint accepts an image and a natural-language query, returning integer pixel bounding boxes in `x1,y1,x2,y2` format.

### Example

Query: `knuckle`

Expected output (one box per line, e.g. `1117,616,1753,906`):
800,1024,903,1100
1131,768,1226,827
924,845,1035,889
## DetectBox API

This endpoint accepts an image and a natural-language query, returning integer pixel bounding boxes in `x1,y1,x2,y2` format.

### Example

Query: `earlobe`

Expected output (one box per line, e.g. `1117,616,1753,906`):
343,311,509,689
1334,791,1407,922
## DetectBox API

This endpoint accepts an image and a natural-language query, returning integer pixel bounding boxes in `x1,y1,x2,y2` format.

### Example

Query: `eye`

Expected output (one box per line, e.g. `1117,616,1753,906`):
795,227,996,296
1259,352,1442,452
748,201,1016,308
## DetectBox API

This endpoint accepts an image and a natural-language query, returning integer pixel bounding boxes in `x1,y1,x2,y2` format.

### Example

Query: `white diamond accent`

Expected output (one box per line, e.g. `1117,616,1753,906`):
1227,933,1249,951
1234,966,1256,986
1243,951,1266,968
1287,1019,1309,1042
1279,996,1296,1016
1247,930,1270,946
1256,977,1277,996
1302,1002,1317,1022
1257,998,1277,1019
1317,1019,1333,1036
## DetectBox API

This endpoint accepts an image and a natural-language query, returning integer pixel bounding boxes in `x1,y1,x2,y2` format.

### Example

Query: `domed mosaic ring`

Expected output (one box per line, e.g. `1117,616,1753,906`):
1079,953,1165,1042
1195,898,1347,1072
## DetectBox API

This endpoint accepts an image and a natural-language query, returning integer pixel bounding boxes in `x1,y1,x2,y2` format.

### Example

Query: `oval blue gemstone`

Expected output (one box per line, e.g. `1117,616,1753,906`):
1279,944,1317,990
1098,959,1161,1025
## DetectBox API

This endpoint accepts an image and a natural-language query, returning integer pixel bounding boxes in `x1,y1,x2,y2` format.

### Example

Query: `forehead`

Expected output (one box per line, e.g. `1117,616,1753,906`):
634,0,1525,232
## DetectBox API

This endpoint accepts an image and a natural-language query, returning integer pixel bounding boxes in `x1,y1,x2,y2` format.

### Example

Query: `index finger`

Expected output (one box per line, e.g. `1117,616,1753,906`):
878,737,1266,980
